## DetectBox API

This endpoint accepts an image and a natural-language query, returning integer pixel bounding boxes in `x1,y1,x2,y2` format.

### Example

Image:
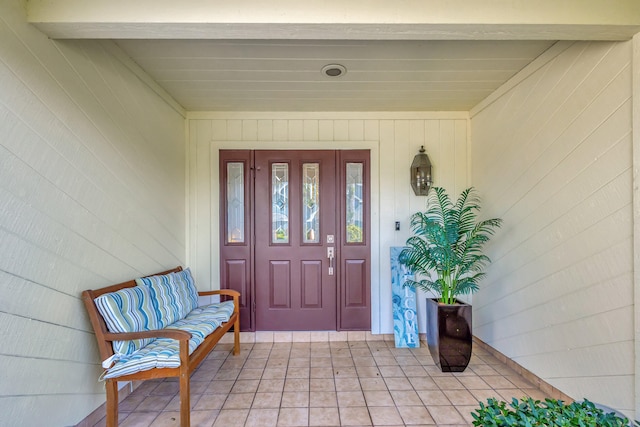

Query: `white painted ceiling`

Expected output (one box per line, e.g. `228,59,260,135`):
28,0,640,112
114,39,556,112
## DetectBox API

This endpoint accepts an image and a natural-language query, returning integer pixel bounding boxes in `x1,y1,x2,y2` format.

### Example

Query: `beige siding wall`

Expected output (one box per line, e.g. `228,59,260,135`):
187,112,468,334
470,41,633,414
0,1,186,426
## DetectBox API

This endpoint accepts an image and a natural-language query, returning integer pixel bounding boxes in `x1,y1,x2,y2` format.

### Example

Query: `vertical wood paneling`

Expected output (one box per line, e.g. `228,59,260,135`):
471,40,633,414
0,1,185,425
189,113,468,337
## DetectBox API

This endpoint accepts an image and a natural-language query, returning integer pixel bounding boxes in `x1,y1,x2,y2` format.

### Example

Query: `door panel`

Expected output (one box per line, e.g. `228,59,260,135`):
255,150,337,331
338,150,371,330
219,150,253,330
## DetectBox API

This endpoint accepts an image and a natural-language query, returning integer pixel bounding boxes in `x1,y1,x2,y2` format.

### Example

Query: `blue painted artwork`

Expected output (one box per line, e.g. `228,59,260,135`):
390,246,420,348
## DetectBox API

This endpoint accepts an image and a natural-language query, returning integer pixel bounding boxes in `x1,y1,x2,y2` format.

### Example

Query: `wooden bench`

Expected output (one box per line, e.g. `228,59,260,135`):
82,266,240,427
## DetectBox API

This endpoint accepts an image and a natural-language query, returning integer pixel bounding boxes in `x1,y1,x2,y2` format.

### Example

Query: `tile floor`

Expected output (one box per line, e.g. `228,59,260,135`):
93,339,554,427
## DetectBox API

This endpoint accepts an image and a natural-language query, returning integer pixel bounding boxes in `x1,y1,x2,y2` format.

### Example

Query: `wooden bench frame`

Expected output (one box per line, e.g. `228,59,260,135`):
82,266,240,427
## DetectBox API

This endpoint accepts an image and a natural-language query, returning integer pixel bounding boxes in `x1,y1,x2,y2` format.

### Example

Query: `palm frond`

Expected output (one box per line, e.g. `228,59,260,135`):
399,186,502,303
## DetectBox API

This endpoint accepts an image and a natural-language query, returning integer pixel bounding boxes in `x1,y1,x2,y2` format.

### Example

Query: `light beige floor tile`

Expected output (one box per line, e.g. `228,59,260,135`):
252,392,282,409
136,394,173,411
383,377,413,391
151,382,180,396
469,388,501,402
310,332,329,342
282,391,310,407
119,393,147,412
363,390,395,406
395,356,420,366
163,394,197,412
375,357,400,367
309,391,337,407
222,393,254,409
310,357,332,367
390,390,423,406
205,380,235,394
248,349,271,359
277,407,309,426
310,367,334,378
231,379,259,393
285,378,310,392
443,389,480,405
262,367,287,379
309,407,340,426
266,358,289,369
353,356,377,367
119,412,159,427
245,408,279,427
333,357,356,367
483,375,517,389
457,374,491,389
287,367,310,378
310,378,335,391
368,406,404,426
337,391,366,407
378,366,405,377
193,394,225,410
289,358,311,368
360,378,388,391
212,409,249,427
241,361,266,372
333,367,358,378
356,366,382,377
416,390,451,405
397,405,435,425
334,377,362,392
339,406,372,426
432,376,465,390
426,405,465,425
258,378,285,393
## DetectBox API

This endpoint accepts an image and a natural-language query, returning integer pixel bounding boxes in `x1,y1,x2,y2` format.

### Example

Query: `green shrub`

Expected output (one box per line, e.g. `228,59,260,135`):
472,397,629,427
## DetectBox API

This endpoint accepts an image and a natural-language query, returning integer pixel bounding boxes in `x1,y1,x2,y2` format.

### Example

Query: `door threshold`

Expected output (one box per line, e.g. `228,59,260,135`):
219,331,395,344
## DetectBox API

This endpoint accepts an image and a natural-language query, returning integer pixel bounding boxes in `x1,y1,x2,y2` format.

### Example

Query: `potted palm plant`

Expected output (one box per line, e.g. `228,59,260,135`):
400,187,502,372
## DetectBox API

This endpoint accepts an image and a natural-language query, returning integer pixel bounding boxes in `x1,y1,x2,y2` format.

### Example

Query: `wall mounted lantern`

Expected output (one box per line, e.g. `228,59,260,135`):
410,146,432,196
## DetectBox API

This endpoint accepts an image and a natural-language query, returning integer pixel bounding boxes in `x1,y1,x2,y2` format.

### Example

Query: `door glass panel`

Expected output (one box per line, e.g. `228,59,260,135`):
226,162,244,243
272,163,289,244
302,163,320,243
346,162,364,243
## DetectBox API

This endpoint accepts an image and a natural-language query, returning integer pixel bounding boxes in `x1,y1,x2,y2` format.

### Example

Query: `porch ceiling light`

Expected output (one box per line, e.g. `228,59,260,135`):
411,146,432,196
321,64,346,77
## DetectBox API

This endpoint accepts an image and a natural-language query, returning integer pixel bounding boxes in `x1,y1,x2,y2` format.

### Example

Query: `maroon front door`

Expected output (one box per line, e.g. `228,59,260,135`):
254,150,337,330
219,149,371,331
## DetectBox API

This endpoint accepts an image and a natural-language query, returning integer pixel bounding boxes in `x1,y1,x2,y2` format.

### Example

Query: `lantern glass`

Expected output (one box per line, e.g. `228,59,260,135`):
410,146,432,196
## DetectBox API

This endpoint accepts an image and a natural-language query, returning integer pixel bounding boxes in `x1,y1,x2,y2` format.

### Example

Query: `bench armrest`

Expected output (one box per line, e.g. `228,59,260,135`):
198,289,240,298
103,329,191,342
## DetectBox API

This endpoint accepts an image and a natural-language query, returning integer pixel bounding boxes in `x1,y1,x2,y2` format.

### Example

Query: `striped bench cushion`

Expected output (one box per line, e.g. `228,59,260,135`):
103,301,235,378
135,268,199,328
94,285,160,355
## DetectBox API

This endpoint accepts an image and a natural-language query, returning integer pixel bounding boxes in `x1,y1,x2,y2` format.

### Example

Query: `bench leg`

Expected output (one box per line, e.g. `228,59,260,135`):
180,371,190,426
105,379,118,427
233,321,240,356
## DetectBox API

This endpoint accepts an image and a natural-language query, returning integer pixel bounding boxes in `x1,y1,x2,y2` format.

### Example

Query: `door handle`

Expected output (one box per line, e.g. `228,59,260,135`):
327,247,335,276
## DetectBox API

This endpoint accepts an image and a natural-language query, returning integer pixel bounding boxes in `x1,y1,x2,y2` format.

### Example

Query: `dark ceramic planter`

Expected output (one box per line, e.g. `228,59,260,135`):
425,298,472,372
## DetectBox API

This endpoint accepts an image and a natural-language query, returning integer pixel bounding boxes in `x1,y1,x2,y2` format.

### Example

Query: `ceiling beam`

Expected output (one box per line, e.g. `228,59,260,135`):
27,0,640,40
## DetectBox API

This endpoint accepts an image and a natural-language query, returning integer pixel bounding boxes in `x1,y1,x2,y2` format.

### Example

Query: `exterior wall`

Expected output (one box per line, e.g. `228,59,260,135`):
187,112,469,335
470,41,634,415
0,1,186,426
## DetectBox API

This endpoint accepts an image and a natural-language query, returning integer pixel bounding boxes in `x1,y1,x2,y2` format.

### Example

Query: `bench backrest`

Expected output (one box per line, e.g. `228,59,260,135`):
81,267,183,362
